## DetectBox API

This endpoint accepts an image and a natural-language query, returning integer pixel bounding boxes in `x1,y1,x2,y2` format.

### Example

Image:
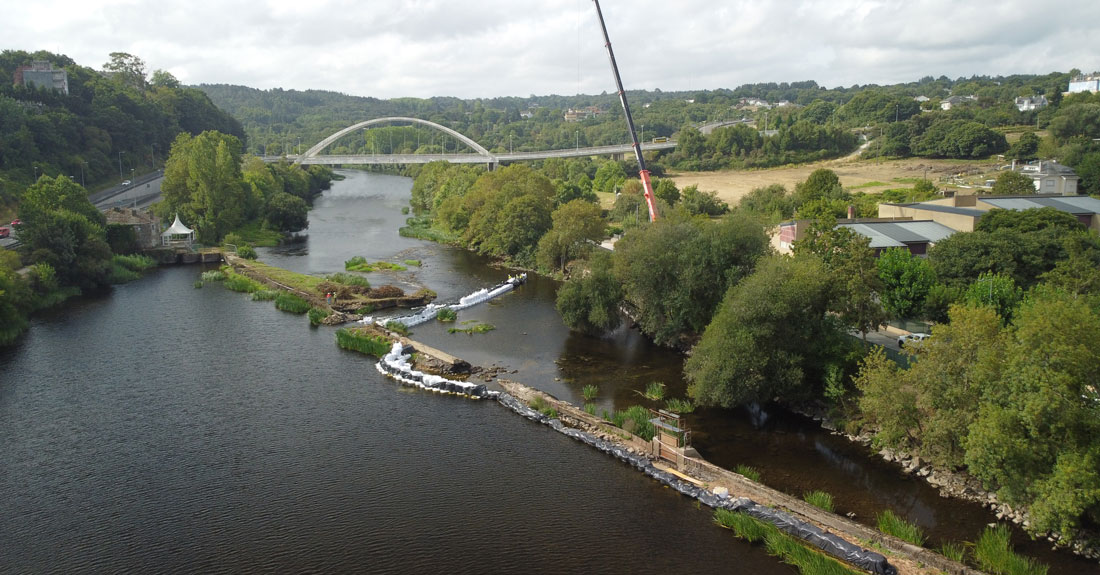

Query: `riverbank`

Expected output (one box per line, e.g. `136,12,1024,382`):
380,335,972,575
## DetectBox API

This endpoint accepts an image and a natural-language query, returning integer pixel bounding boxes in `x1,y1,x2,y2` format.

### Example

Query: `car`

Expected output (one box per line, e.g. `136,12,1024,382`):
121,180,131,186
897,333,931,348
10,218,20,227
0,226,9,239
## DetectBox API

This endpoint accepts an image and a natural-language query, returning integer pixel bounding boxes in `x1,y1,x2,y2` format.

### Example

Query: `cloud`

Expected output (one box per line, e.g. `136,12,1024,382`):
2,0,1098,98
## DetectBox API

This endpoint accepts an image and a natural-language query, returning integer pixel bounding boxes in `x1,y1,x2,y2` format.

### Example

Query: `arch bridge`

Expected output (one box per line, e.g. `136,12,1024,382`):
277,116,675,167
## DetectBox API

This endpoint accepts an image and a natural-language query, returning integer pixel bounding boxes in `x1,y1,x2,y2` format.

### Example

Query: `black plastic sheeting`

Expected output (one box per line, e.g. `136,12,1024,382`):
495,392,897,575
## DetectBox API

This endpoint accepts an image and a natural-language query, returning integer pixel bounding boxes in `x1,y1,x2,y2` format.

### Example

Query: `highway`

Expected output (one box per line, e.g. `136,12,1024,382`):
1,171,165,250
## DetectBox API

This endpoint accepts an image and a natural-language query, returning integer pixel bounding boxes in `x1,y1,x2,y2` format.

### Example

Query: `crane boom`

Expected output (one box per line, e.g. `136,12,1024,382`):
592,0,658,222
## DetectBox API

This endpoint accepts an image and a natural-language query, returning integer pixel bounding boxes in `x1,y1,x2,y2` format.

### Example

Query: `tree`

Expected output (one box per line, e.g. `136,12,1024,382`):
536,199,605,274
159,131,251,242
964,272,1021,323
592,160,627,194
102,52,146,89
991,170,1036,195
738,184,796,222
264,192,309,232
653,178,680,205
877,247,937,319
794,168,845,207
1006,131,1040,161
686,254,845,407
150,69,180,89
555,251,623,335
855,304,1004,468
965,291,1100,537
679,185,728,216
17,175,111,290
976,206,1083,235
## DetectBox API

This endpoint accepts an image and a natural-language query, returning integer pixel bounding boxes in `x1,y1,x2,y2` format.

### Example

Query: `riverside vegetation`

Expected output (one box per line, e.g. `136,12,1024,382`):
404,152,1100,564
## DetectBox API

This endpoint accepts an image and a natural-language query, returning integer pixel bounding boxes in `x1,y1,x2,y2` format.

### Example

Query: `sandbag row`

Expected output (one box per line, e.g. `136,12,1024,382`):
376,343,494,399
494,391,896,575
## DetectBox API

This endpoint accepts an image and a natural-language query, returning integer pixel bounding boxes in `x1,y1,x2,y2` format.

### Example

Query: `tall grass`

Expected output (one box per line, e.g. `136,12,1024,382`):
714,510,860,575
436,308,458,322
224,273,262,293
335,328,391,357
275,293,311,314
582,384,599,401
876,510,926,546
803,491,835,513
113,253,156,271
973,524,1048,575
385,320,410,335
939,542,966,563
736,464,762,482
201,270,226,282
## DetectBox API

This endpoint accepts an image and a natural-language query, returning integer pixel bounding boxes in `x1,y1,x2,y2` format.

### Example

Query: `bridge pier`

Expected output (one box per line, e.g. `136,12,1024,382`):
487,162,496,172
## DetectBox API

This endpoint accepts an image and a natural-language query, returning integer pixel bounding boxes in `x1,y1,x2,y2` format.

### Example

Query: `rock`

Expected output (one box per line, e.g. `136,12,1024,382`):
712,486,729,499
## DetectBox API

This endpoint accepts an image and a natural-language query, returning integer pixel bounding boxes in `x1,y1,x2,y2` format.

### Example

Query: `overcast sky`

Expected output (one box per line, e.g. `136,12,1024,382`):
6,0,1099,99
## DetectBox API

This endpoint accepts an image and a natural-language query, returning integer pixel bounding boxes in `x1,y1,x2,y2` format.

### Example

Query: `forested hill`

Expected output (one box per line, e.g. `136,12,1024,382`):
198,70,1081,170
0,50,244,216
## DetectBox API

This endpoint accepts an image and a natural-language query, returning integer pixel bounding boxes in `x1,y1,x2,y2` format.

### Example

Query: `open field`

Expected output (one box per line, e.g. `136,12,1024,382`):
668,156,1005,207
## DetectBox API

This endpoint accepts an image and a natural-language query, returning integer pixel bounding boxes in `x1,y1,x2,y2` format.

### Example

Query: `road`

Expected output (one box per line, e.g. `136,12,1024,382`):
2,171,166,250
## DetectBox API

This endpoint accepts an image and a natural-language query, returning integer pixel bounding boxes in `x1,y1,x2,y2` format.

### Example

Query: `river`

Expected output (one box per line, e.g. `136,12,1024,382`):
1,170,1095,574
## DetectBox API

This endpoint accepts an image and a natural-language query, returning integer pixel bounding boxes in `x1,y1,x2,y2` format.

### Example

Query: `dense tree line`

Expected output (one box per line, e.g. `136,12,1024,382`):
157,130,333,243
0,50,244,216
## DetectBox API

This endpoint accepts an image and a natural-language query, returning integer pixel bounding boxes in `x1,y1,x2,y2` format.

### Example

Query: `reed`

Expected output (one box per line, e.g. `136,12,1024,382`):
113,254,156,271
326,272,370,288
638,381,666,401
663,397,694,413
251,289,278,301
584,403,597,415
201,270,226,282
610,405,655,441
224,273,262,293
582,384,599,401
335,328,391,357
973,524,1048,575
404,259,421,267
715,509,776,543
275,293,311,314
803,491,835,513
876,510,926,546
193,281,204,288
436,308,458,322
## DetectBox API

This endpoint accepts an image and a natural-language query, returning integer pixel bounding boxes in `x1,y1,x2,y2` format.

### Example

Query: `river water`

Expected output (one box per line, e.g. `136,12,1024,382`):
1,170,1095,574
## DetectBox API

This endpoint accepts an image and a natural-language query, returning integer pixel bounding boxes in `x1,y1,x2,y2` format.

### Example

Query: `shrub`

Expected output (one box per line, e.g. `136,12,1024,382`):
401,206,409,214
108,262,142,284
345,255,368,270
201,270,226,282
610,405,655,441
369,285,404,298
113,254,156,272
385,320,410,335
876,510,926,546
275,293,311,314
973,524,1048,575
236,244,258,260
326,272,370,288
308,307,332,326
582,384,599,401
803,491,835,513
335,328,391,357
437,308,458,322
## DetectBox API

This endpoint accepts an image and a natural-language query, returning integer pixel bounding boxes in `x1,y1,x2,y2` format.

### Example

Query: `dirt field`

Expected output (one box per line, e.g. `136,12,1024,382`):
668,156,1003,206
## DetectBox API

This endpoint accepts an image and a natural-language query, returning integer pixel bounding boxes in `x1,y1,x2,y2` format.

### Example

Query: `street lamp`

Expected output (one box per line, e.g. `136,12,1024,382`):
509,134,513,154
297,137,301,155
118,151,125,181
575,130,579,152
33,165,38,181
79,161,86,188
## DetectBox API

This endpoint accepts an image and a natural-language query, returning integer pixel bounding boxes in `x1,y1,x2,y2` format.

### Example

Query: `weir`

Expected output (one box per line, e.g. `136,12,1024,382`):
360,273,527,329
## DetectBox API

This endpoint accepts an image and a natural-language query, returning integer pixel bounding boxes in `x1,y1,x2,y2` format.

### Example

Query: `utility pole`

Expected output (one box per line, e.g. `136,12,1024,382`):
118,151,125,181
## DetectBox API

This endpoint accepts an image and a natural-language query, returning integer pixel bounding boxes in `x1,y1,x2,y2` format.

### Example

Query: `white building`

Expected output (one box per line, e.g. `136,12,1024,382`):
1068,75,1100,94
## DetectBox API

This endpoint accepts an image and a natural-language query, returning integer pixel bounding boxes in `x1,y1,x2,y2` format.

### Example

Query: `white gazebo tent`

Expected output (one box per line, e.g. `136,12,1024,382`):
161,213,195,247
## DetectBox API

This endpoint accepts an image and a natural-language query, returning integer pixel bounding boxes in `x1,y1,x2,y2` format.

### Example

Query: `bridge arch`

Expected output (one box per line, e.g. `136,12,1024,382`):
296,116,492,164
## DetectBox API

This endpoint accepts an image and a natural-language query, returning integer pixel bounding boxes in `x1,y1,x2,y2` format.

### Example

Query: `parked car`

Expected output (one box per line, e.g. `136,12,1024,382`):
10,218,21,227
121,180,131,186
897,333,931,348
0,226,9,239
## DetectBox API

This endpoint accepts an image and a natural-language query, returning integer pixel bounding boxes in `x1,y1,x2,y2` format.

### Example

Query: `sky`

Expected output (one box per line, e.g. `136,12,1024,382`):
5,0,1099,99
